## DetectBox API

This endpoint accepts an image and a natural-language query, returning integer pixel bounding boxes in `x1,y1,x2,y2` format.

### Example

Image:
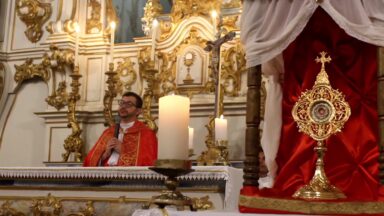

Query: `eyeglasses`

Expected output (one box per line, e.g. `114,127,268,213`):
118,100,137,108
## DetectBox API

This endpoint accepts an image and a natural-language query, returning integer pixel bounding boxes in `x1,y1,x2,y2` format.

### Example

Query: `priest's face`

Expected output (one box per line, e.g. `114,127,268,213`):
118,96,142,121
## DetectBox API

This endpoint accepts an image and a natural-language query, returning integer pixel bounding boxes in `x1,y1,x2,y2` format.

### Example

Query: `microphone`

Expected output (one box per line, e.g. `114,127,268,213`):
114,116,120,138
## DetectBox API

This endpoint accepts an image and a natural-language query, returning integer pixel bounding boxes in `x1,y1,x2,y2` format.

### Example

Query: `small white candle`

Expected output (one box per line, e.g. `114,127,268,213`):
150,19,158,61
158,95,190,160
211,10,218,37
110,21,116,64
215,115,227,141
74,22,80,66
188,127,194,150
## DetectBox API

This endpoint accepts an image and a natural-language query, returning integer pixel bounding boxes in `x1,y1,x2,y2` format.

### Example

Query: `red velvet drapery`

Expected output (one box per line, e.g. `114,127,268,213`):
275,7,379,201
241,7,380,204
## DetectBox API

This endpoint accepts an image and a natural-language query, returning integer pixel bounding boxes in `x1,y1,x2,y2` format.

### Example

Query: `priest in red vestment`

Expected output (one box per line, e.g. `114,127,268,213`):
83,92,158,166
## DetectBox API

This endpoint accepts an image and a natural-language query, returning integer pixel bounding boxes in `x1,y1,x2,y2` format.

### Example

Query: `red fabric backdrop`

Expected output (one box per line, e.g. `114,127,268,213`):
275,7,379,201
241,7,380,205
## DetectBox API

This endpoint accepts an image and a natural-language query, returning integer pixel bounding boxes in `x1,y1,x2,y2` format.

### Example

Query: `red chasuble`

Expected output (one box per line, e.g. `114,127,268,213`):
83,121,157,166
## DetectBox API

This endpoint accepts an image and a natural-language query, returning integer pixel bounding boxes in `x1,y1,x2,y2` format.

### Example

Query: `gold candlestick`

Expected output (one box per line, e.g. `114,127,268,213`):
62,65,84,162
103,62,118,126
291,51,351,200
144,159,196,211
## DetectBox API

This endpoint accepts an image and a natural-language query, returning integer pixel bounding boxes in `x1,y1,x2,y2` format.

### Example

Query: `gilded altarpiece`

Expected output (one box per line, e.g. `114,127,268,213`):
0,0,246,176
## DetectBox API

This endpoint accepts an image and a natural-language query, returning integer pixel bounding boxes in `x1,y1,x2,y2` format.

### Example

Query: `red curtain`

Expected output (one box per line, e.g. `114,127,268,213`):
241,8,380,203
275,8,379,201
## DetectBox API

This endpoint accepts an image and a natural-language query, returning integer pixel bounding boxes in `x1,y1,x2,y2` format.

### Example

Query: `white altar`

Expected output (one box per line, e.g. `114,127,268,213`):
133,207,302,216
0,166,242,215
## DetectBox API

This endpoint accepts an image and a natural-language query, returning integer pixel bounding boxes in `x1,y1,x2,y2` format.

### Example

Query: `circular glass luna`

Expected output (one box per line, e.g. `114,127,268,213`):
309,100,335,124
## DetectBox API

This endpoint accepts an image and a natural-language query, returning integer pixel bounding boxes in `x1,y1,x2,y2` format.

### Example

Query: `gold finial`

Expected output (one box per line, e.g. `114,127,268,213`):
315,51,331,70
314,51,331,85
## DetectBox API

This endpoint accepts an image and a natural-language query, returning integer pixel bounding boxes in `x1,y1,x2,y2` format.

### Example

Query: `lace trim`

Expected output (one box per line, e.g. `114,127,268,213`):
0,166,233,180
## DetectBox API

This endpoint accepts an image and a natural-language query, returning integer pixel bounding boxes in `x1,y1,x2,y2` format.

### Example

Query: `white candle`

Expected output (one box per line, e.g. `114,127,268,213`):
188,127,194,150
74,22,80,66
211,10,218,37
158,95,190,160
151,19,158,61
110,21,116,64
215,115,227,141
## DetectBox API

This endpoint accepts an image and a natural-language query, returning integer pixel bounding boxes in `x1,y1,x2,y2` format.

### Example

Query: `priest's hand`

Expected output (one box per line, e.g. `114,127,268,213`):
101,138,120,161
107,137,122,153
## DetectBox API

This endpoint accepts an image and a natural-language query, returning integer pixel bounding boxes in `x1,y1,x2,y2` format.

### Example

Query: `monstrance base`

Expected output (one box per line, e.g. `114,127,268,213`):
293,182,346,200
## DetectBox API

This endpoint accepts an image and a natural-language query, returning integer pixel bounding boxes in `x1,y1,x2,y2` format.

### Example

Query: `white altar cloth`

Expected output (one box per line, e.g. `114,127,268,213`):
0,166,243,211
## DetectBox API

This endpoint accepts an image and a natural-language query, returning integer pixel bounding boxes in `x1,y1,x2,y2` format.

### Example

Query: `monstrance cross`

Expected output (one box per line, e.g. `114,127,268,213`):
315,51,332,71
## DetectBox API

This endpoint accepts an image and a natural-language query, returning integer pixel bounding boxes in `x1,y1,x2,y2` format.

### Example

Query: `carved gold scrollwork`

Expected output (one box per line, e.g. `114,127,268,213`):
43,44,74,110
105,0,118,27
142,0,163,35
138,47,153,71
171,0,220,24
158,52,177,95
67,201,95,216
221,42,246,96
191,196,214,210
63,0,78,33
0,201,25,216
46,81,68,110
142,89,158,132
16,0,52,43
158,0,220,41
31,193,62,216
222,0,242,8
116,57,137,92
158,28,207,96
14,45,73,110
14,58,50,84
63,66,84,162
222,16,239,34
86,0,102,34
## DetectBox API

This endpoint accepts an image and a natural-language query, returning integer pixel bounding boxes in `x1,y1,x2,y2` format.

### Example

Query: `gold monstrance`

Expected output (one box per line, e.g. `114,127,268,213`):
291,51,351,200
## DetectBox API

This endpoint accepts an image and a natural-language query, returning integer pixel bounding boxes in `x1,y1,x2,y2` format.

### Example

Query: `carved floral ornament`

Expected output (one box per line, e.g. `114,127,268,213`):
15,0,52,43
143,0,241,41
156,28,208,96
220,42,246,96
116,57,137,92
14,58,50,84
14,45,74,110
0,201,25,216
136,27,246,98
0,194,95,216
86,0,102,34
